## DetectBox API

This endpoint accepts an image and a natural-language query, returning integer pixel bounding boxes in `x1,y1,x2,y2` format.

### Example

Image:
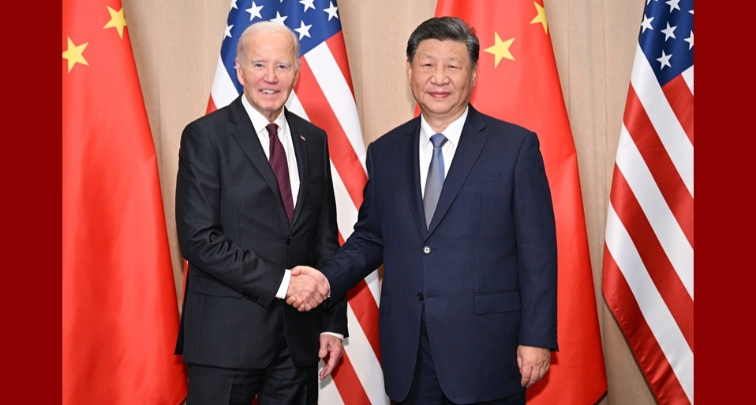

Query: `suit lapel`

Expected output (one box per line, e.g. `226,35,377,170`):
227,97,283,204
287,110,308,227
426,107,487,235
401,118,429,238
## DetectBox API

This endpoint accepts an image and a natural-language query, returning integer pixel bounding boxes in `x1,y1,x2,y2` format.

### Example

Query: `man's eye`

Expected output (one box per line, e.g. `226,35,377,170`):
254,63,264,68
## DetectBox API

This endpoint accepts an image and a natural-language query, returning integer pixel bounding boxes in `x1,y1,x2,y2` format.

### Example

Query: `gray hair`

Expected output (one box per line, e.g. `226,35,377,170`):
406,17,479,68
236,21,301,70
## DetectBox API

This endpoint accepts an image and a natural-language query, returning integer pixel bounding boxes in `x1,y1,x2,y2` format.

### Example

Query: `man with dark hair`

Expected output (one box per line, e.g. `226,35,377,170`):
290,16,558,405
175,21,347,405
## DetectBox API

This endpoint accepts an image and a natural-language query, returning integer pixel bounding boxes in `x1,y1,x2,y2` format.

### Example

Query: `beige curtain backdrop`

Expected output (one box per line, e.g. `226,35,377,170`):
122,0,660,403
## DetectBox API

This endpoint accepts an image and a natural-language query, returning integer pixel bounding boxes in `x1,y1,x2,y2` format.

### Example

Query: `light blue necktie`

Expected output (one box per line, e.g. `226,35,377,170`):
424,133,448,228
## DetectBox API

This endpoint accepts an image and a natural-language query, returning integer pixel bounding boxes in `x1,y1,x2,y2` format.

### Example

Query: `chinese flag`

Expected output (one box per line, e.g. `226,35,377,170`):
63,1,187,404
434,1,607,404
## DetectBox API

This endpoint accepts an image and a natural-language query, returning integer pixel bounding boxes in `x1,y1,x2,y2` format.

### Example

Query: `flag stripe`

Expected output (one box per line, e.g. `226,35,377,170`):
608,167,693,349
317,379,346,405
295,57,367,207
331,352,373,405
661,74,694,145
605,204,693,402
209,56,238,112
681,66,694,95
304,43,367,172
346,280,382,363
602,247,692,405
326,32,354,95
331,162,359,243
343,305,390,405
630,45,693,196
615,124,693,298
624,86,694,248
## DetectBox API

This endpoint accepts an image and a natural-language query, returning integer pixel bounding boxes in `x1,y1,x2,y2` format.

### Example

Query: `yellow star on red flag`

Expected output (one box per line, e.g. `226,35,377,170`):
531,2,548,34
104,6,128,38
62,37,89,73
484,32,515,68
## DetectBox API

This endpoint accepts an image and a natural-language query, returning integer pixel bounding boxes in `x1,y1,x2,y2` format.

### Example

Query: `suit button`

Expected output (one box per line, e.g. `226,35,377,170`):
251,296,258,302
286,237,292,245
423,246,431,254
417,293,424,301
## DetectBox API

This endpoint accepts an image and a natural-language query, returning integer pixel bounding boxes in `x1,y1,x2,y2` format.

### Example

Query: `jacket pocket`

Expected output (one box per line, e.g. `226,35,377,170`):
475,290,520,314
190,274,242,298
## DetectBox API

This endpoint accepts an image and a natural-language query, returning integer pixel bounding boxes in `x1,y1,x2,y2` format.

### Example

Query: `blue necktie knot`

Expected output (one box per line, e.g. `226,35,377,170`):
430,133,447,149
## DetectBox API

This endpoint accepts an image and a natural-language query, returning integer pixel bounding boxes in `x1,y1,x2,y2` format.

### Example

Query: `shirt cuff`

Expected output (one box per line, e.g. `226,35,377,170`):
275,269,292,299
321,332,344,340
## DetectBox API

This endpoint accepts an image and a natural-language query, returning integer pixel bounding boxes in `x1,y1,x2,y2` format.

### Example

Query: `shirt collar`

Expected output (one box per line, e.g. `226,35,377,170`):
241,96,287,136
419,106,469,148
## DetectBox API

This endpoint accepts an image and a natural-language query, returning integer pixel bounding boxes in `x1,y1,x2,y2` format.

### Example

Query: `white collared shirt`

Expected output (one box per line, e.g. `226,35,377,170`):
419,107,468,197
241,96,300,205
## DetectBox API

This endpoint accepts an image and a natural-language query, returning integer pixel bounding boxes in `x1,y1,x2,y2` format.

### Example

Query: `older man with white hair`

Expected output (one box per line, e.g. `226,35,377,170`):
174,21,347,405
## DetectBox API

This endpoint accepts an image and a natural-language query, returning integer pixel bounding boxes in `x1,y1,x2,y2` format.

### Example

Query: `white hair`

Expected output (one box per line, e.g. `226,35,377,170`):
236,21,300,70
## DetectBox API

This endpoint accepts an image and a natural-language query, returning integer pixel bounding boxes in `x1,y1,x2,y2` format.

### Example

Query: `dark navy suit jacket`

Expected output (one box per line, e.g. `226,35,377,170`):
174,96,348,369
322,105,558,403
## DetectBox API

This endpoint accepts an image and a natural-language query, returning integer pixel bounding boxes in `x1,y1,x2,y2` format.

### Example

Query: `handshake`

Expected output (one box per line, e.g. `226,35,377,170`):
285,266,330,312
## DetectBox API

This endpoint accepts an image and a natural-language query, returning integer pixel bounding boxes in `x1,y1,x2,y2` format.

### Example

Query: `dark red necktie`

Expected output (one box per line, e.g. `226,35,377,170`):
267,123,294,223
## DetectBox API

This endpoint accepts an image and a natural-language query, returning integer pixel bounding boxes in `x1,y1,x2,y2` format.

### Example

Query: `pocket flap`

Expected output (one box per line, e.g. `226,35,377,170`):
475,290,520,314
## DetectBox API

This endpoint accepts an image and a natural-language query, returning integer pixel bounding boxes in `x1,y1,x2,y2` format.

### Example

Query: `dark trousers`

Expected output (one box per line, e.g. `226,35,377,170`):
186,336,317,405
394,313,526,405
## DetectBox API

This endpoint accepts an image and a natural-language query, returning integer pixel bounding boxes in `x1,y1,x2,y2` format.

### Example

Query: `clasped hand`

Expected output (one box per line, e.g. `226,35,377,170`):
285,266,329,312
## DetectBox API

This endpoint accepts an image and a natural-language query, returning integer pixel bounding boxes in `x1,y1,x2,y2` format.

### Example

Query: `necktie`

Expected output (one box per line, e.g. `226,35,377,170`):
423,133,447,228
267,123,294,223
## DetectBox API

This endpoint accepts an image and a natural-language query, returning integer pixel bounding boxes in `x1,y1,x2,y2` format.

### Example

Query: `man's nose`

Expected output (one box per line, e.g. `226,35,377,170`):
430,66,448,84
264,66,278,82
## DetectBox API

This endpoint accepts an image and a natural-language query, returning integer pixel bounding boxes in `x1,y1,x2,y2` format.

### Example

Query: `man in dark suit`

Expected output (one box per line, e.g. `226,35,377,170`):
290,17,558,405
174,21,347,405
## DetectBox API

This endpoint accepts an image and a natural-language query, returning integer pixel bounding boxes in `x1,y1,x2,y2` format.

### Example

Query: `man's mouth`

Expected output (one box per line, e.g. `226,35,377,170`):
428,91,449,99
261,89,277,95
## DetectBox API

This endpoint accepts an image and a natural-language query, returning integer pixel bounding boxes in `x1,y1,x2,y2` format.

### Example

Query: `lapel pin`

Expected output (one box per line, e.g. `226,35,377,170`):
300,135,306,141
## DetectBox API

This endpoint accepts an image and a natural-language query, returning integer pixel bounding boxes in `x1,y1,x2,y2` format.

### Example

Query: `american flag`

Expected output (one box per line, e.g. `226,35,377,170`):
602,0,693,404
207,1,388,404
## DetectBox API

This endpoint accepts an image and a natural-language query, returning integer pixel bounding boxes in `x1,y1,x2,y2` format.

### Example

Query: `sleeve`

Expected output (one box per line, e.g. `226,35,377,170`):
175,121,284,308
321,144,386,304
512,132,559,351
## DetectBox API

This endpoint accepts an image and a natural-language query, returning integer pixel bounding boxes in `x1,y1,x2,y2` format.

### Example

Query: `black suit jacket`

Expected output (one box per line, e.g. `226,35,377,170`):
322,106,557,403
175,96,348,369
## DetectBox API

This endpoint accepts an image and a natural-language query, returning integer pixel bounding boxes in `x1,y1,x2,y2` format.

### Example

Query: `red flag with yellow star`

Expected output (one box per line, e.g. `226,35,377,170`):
434,1,607,403
63,1,187,403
